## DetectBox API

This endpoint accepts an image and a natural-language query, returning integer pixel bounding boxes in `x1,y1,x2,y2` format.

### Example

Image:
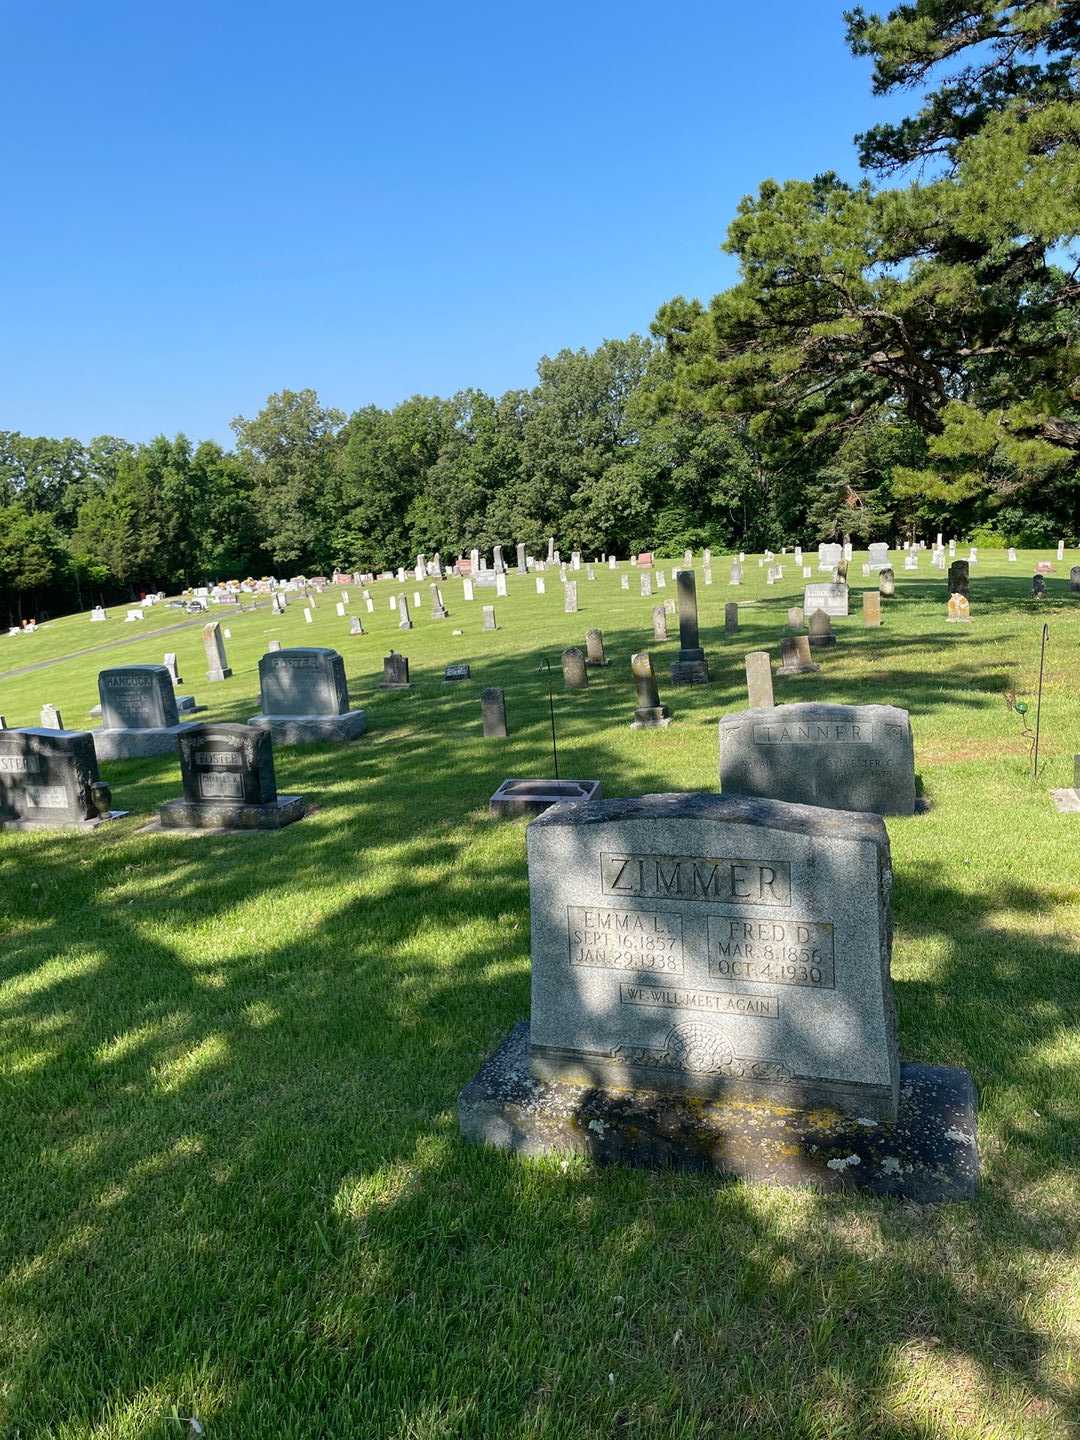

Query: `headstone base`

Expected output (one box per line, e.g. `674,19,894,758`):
158,794,306,831
631,706,672,729
92,723,199,761
0,809,128,833
946,615,973,624
460,1023,978,1204
669,659,710,685
379,677,412,690
489,778,602,819
1050,788,1080,814
246,710,367,745
779,659,820,675
808,634,837,650
206,667,233,681
584,657,610,668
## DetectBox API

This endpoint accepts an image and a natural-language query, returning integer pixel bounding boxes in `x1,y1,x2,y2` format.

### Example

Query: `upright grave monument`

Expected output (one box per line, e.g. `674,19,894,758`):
459,791,978,1200
93,664,197,761
669,570,709,685
249,647,366,744
0,728,120,830
158,722,306,830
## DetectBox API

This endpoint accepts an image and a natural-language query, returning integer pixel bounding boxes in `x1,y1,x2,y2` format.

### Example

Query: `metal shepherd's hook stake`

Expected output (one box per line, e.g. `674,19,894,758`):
1033,623,1049,781
537,656,559,778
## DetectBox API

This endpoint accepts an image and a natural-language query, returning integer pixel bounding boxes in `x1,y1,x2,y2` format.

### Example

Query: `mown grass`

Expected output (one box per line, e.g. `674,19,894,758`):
1,551,1078,1439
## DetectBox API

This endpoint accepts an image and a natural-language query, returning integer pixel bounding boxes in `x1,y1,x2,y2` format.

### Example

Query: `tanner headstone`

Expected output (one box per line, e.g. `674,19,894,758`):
719,702,916,816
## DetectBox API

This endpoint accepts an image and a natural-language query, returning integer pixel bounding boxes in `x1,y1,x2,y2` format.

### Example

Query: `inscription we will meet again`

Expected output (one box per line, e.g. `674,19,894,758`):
601,852,791,905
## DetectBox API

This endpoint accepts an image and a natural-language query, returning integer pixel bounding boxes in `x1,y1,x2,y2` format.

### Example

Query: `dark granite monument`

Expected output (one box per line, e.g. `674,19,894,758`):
249,647,366,743
158,723,305,830
0,728,121,829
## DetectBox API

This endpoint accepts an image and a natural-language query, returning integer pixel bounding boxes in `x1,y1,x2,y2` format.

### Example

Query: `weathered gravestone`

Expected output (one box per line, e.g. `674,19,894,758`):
562,648,589,690
482,604,497,631
745,651,774,709
564,581,578,614
398,595,413,629
1032,574,1047,599
670,570,709,685
94,664,196,760
878,567,896,598
946,593,971,623
863,591,881,627
804,582,848,618
807,609,836,649
482,687,508,738
203,622,232,681
1071,565,1080,593
652,605,667,642
585,629,609,667
719,703,917,816
778,636,818,675
380,651,411,689
443,663,471,683
948,560,970,598
249,647,366,743
0,728,119,829
867,542,890,572
158,723,305,830
724,602,739,636
459,792,978,1199
629,653,671,729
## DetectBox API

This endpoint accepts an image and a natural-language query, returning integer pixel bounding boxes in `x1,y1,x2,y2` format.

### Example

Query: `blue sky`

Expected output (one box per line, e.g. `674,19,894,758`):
1,0,910,445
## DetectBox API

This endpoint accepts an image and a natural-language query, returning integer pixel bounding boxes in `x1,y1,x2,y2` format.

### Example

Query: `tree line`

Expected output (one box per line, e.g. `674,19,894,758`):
2,0,1076,622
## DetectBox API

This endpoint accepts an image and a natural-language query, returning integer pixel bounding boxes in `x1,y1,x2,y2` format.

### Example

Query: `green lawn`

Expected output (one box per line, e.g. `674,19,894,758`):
1,551,1078,1439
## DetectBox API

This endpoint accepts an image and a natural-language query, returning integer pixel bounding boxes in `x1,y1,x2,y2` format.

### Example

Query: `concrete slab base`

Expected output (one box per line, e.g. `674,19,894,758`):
158,794,306,830
246,710,366,745
459,1022,979,1203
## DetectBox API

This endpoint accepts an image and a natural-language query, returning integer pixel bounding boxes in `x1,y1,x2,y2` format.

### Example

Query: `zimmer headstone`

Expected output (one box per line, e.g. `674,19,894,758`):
719,703,916,815
652,605,667,642
724,602,739,635
778,636,818,676
482,604,497,631
249,647,366,743
863,591,881,627
670,570,709,685
562,647,589,690
0,727,119,830
482,687,508,738
564,581,578,614
203,622,232,682
629,652,671,729
878,567,896,598
94,664,195,760
458,791,978,1198
807,610,836,649
158,722,305,830
585,629,609,667
803,582,848,618
745,651,774,709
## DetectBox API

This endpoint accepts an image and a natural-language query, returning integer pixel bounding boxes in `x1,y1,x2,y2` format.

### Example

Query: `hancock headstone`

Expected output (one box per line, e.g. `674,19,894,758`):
585,629,608,667
670,570,709,685
629,652,671,729
745,651,774,709
948,560,970,597
526,797,897,1114
159,722,305,830
720,703,916,816
0,728,116,829
335,601,345,617
778,636,818,675
640,573,653,598
652,605,667,642
203,622,232,682
98,665,181,736
482,687,508,738
946,593,971,623
562,647,589,690
482,605,497,631
724,602,739,635
863,591,881,627
564,581,578,614
380,651,411,689
803,582,848,618
251,647,366,743
878,567,896,598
